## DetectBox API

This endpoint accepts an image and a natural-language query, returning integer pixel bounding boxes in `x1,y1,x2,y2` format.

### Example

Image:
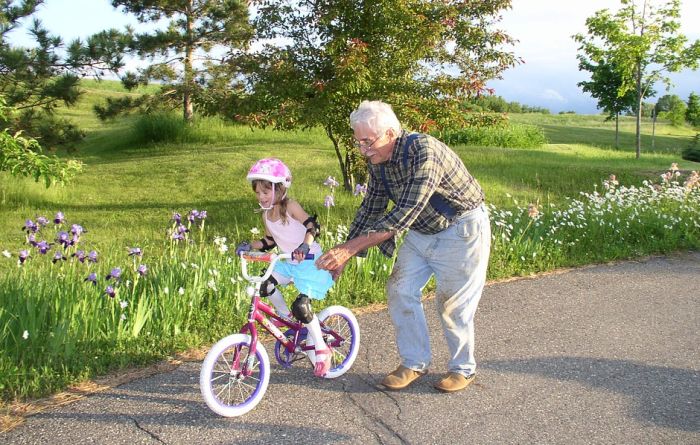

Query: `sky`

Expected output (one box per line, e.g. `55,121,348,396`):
6,0,700,114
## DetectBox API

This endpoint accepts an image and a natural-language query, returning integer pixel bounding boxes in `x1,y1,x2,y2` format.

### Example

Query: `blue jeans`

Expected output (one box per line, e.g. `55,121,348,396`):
386,204,491,376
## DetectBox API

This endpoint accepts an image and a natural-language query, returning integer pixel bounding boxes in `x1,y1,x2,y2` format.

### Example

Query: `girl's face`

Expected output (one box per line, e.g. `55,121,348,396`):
254,183,276,209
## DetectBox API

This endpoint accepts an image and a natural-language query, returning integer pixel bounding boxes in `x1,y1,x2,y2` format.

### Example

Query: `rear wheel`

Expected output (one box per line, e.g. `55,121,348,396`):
199,334,270,417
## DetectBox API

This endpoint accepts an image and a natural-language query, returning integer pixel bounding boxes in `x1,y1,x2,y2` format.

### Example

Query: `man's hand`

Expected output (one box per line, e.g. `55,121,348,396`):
316,246,354,275
317,231,394,279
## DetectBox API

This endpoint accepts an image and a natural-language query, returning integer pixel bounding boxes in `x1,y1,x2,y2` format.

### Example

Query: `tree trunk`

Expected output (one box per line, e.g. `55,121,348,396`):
183,0,194,123
615,113,619,149
325,126,352,191
651,108,656,150
635,61,642,159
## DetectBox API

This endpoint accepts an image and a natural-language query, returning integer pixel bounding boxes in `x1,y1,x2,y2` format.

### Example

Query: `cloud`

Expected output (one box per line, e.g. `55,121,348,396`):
541,89,567,103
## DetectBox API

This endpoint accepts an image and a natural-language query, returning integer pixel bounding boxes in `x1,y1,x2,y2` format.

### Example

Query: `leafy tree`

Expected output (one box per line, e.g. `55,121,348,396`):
231,0,518,190
1,0,128,147
655,93,675,113
105,0,253,122
576,58,639,148
686,92,700,127
0,95,82,186
658,94,686,126
574,0,700,158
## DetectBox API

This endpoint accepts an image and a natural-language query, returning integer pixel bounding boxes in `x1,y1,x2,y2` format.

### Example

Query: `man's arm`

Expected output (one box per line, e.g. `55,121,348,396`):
316,230,394,279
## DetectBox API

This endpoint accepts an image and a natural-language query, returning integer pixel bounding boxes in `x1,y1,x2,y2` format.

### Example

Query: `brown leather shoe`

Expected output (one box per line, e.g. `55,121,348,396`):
434,372,475,393
380,365,427,390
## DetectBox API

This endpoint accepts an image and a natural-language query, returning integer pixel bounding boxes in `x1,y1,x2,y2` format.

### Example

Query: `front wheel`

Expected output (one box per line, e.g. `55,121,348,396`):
199,333,270,417
318,305,360,379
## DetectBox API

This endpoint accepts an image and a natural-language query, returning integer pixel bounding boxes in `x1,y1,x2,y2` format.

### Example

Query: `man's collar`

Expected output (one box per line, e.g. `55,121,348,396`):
386,129,407,164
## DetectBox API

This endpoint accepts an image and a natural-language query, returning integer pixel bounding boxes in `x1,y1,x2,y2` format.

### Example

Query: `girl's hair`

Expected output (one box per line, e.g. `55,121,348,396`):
350,100,402,136
252,179,289,223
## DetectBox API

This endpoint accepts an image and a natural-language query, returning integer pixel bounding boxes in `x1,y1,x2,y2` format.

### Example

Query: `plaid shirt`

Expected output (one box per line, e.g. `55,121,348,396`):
348,130,484,257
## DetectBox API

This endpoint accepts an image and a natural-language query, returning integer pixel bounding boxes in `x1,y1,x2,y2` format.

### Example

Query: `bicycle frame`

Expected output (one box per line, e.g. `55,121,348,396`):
236,251,344,376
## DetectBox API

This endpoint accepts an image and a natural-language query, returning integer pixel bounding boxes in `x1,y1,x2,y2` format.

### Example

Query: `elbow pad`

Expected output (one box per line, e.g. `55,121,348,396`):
302,215,320,237
259,235,277,252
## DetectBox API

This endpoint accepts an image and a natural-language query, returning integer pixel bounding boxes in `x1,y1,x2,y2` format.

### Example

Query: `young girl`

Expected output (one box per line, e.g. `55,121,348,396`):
236,158,335,377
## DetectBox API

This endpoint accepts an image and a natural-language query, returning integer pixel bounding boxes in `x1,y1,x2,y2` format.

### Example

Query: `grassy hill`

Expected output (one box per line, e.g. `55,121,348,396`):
2,79,697,252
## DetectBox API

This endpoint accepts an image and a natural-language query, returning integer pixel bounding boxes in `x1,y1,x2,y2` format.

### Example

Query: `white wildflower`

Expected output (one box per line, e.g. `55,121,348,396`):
22,330,29,340
2,250,11,258
250,227,260,236
178,287,185,295
120,300,128,309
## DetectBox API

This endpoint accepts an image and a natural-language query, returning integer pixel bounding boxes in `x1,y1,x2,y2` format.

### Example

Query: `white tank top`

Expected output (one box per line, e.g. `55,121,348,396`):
264,211,322,256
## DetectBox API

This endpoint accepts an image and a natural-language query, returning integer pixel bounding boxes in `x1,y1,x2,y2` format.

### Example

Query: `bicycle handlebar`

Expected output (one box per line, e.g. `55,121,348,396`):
239,251,315,283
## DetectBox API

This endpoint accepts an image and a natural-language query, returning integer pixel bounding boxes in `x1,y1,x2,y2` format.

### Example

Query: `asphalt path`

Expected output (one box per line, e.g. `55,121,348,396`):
3,252,699,444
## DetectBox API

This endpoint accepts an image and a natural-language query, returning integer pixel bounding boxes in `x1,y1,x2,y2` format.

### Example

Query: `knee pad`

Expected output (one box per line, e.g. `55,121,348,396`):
291,294,314,323
260,275,278,298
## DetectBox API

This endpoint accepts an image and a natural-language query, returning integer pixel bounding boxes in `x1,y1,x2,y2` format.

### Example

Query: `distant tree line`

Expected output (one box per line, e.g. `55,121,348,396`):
465,95,551,114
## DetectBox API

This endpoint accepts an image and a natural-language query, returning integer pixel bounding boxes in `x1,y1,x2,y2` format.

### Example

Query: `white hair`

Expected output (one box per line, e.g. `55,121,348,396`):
350,100,402,136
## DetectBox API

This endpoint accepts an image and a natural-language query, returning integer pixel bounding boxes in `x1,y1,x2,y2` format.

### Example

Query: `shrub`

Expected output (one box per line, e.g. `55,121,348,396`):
681,134,700,162
132,112,189,144
436,123,547,148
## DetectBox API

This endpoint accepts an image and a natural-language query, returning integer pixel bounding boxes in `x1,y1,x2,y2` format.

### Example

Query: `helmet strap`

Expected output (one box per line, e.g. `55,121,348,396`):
255,184,286,212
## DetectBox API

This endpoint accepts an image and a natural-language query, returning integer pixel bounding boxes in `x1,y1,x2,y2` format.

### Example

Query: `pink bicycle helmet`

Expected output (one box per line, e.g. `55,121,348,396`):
246,158,292,189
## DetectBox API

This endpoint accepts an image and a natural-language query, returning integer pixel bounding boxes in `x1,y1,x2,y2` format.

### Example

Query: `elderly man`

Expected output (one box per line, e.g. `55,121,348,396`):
316,100,491,393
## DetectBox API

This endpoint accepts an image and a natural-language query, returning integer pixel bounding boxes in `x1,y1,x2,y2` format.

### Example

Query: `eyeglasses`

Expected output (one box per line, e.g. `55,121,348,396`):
353,133,384,151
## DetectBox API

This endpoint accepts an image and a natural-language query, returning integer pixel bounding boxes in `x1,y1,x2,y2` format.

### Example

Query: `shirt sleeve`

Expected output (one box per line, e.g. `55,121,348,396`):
348,170,389,240
347,170,392,257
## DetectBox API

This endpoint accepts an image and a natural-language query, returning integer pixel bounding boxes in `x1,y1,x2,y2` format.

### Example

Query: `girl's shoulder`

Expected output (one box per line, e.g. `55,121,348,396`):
285,199,309,220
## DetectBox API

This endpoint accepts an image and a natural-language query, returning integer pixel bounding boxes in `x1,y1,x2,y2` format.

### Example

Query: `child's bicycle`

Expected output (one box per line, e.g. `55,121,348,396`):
199,251,360,417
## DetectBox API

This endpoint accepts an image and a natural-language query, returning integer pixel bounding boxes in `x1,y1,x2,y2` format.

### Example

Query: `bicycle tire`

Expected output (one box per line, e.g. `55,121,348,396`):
318,305,360,379
199,333,270,417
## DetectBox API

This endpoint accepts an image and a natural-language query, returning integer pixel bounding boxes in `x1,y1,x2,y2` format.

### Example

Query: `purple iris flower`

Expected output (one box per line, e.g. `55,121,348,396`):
57,232,70,247
172,232,185,241
177,224,189,234
22,219,39,233
36,216,49,227
106,267,122,281
85,272,97,285
324,176,340,188
18,250,29,264
188,210,200,223
54,212,65,225
27,233,38,246
172,212,182,224
71,234,80,246
324,195,335,208
137,264,148,276
72,250,87,262
198,210,207,220
354,183,368,196
128,247,142,257
36,240,52,254
70,224,85,236
105,286,116,298
88,251,98,263
52,251,66,264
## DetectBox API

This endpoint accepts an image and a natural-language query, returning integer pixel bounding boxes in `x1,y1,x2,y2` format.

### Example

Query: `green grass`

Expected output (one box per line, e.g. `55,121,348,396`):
510,112,697,152
1,80,699,401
